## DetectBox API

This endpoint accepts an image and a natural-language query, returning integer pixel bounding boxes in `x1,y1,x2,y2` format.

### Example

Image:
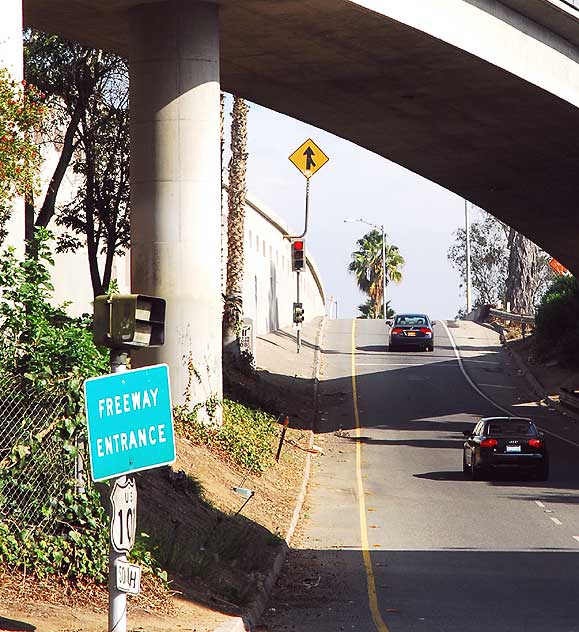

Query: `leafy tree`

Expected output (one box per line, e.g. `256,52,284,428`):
24,31,125,239
24,31,130,295
448,211,554,311
0,67,45,243
55,74,130,297
534,275,579,366
348,229,404,318
448,213,508,306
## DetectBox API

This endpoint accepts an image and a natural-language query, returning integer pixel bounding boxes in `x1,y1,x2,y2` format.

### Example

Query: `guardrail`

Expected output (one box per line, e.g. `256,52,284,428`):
488,307,535,325
562,0,579,11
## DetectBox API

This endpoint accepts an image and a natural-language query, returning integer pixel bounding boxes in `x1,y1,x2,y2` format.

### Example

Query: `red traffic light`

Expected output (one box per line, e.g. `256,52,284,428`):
293,240,304,251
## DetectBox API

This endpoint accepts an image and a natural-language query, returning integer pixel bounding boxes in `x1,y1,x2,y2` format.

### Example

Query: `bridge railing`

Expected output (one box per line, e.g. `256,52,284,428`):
561,0,579,12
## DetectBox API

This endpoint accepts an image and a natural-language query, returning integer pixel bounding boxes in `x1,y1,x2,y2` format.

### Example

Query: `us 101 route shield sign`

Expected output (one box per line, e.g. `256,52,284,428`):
84,364,176,481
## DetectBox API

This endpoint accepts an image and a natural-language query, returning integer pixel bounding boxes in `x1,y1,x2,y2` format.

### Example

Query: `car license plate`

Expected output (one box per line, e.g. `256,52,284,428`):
506,445,521,453
407,331,416,336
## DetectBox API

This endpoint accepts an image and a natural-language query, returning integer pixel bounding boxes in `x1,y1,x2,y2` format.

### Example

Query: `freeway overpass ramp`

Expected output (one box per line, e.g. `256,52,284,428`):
18,0,579,405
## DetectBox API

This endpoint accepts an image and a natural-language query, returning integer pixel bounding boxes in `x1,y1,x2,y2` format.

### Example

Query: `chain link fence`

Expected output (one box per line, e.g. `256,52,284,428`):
0,374,74,534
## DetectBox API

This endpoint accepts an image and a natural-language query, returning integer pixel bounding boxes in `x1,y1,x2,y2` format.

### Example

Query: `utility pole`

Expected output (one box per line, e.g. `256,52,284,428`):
380,223,386,321
465,199,472,313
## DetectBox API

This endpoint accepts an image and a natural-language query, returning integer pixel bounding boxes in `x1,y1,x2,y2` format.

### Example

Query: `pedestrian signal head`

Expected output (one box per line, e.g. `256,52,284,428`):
293,302,304,324
93,294,166,349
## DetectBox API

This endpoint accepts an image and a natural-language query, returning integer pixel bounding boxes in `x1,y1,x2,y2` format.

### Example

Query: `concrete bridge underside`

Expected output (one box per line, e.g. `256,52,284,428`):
24,0,579,275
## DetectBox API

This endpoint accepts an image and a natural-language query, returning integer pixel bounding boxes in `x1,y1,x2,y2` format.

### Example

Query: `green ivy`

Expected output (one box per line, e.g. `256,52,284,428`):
175,399,278,473
0,229,167,583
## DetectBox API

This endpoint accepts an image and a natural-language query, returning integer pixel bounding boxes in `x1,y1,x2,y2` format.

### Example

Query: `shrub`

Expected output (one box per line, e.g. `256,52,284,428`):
0,230,168,582
535,275,579,366
175,399,278,473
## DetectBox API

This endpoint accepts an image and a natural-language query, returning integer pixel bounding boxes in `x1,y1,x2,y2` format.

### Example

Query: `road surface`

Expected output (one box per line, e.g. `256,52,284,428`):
260,319,579,632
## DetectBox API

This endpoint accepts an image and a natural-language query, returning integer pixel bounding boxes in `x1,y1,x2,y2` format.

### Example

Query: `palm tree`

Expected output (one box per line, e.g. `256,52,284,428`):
357,298,395,319
223,96,248,353
348,229,404,318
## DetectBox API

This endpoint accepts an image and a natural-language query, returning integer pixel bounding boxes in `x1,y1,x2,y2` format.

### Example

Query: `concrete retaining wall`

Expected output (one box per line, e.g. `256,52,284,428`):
240,195,325,335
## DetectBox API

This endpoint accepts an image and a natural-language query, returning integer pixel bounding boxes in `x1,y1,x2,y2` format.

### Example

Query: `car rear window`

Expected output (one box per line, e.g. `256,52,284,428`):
394,315,427,326
486,421,534,435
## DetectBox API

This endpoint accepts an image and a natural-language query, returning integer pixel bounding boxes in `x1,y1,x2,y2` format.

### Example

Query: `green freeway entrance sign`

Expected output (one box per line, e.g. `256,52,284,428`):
84,364,175,482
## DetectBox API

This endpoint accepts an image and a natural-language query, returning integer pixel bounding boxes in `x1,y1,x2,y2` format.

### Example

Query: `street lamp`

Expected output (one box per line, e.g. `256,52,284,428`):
464,200,472,314
344,218,387,321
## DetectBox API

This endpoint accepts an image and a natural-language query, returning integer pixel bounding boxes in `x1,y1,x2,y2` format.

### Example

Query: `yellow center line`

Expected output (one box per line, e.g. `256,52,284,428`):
351,319,390,632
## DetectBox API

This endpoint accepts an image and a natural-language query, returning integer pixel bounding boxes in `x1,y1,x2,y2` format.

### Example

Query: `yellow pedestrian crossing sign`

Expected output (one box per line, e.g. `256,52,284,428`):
289,139,329,179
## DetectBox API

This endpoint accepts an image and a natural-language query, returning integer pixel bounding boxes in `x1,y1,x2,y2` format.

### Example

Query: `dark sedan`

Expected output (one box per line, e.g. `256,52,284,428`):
388,313,435,352
463,416,549,480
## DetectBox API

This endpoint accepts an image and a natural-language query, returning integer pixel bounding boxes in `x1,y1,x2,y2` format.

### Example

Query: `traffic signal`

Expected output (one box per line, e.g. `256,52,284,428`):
93,294,166,349
293,302,304,324
291,239,305,272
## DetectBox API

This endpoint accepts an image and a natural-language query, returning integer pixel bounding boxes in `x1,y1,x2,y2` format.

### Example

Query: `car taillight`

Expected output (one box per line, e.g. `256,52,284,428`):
529,439,543,448
419,328,432,335
480,438,498,448
391,327,403,334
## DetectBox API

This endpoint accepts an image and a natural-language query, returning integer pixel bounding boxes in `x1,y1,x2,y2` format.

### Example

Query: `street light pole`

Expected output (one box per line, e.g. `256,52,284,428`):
465,199,472,314
344,218,387,321
381,223,386,321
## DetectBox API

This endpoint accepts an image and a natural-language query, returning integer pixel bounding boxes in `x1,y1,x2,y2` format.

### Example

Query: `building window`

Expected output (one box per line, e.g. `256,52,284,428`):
256,235,260,251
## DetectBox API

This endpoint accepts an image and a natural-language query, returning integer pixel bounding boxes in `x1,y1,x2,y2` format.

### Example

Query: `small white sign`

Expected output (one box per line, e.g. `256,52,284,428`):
110,478,137,553
116,560,141,595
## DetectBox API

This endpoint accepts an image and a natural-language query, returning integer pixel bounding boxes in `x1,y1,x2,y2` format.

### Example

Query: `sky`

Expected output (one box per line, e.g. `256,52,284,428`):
235,99,468,321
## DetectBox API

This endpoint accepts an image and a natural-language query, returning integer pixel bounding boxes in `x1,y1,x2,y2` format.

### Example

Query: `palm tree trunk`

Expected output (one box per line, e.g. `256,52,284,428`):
223,96,248,355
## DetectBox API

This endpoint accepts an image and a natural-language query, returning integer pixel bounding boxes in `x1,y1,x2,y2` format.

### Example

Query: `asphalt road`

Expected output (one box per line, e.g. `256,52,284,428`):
260,319,579,632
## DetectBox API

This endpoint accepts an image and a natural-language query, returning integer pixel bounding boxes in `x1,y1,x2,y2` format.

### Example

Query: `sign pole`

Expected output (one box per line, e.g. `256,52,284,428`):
296,271,301,354
108,350,129,632
287,139,329,345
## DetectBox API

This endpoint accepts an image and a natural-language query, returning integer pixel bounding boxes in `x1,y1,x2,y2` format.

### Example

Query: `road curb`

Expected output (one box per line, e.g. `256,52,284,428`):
213,317,326,632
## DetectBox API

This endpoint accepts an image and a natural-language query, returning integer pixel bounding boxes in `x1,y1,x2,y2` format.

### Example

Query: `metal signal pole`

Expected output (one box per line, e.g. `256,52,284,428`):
296,271,301,353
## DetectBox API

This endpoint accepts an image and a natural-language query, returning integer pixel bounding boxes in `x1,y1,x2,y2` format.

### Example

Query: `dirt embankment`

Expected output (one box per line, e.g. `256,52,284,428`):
0,364,317,632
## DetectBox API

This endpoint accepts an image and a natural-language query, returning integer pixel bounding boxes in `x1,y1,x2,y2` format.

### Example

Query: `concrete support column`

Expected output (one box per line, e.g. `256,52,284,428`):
129,1,222,417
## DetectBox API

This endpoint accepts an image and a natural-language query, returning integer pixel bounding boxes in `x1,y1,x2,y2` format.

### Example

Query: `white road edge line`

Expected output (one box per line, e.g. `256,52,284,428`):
478,384,517,390
440,320,579,448
550,517,563,526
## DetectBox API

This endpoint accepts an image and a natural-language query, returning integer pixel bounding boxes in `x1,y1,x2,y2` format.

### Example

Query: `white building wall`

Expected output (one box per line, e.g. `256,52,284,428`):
49,189,325,333
241,194,325,335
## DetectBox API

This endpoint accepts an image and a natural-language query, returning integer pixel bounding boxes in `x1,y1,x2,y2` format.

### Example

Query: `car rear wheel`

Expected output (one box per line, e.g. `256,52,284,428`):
427,344,434,352
462,451,471,477
388,344,396,352
471,453,480,481
535,462,549,481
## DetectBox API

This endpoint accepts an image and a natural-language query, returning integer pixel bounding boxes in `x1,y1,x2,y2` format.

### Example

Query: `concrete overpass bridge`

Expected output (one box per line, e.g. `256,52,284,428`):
11,0,579,408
